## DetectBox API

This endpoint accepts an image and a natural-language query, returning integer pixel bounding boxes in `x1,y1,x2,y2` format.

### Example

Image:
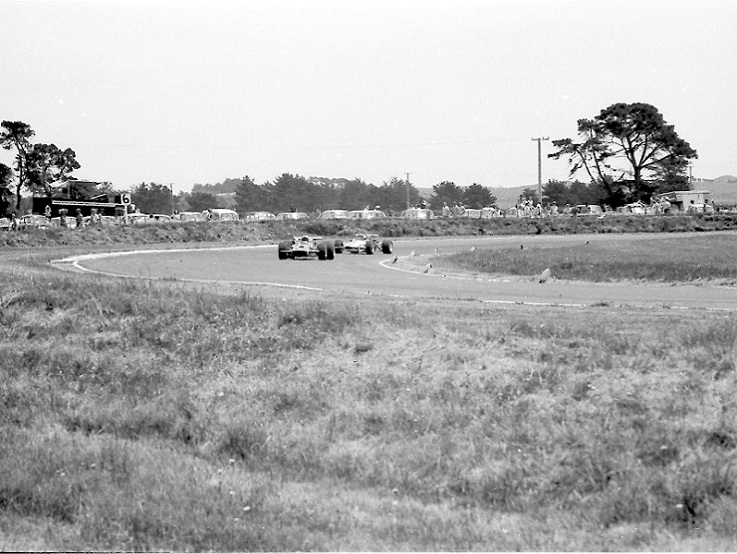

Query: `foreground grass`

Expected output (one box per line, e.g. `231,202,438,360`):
3,252,737,550
439,233,737,283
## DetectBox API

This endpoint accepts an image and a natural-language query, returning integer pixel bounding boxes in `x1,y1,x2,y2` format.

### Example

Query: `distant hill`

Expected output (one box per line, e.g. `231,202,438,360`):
694,175,737,206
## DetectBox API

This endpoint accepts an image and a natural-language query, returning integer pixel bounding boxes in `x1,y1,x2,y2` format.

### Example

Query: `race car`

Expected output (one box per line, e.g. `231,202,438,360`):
342,234,394,255
278,235,338,260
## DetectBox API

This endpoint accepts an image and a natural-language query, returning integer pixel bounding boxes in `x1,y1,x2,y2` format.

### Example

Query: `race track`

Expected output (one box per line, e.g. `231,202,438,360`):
59,233,737,311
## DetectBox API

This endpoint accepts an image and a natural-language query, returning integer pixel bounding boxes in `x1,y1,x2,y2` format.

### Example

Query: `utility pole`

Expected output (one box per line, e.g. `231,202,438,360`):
405,172,412,210
531,137,549,203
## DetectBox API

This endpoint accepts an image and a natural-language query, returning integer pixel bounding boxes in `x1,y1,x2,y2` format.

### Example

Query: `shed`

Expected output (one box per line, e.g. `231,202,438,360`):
655,190,711,213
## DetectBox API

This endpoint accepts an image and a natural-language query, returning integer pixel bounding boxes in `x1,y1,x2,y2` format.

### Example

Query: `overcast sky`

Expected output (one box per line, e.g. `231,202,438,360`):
1,0,735,193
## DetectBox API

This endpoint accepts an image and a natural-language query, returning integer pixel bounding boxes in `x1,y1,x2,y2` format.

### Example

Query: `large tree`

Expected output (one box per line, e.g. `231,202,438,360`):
338,178,376,211
429,181,464,210
0,163,13,216
187,191,219,212
464,183,497,209
542,179,607,207
549,103,697,205
27,144,81,196
234,175,270,214
0,120,34,209
270,173,319,213
130,182,174,214
375,177,420,213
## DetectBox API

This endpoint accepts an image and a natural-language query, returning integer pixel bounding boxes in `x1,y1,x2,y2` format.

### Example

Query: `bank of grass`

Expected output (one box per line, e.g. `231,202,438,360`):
3,253,737,550
438,233,737,283
3,212,737,249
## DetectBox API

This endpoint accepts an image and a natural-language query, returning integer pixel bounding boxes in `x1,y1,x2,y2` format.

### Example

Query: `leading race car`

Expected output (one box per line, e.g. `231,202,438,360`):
342,234,394,255
278,235,338,260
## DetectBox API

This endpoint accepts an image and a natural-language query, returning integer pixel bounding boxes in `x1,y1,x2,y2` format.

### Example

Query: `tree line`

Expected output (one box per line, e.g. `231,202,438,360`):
1,103,696,216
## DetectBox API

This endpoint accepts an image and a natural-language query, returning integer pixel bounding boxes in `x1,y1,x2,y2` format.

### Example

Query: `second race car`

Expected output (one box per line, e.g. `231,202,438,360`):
342,234,394,255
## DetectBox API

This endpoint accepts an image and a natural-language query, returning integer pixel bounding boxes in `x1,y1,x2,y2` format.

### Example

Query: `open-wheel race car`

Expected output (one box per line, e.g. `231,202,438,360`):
278,235,339,260
342,234,394,255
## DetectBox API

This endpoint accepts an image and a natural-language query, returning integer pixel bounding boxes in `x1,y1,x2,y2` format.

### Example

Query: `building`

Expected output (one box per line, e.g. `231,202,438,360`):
655,190,711,213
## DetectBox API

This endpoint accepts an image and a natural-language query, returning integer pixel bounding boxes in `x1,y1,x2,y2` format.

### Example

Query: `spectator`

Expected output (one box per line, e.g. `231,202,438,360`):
75,208,84,228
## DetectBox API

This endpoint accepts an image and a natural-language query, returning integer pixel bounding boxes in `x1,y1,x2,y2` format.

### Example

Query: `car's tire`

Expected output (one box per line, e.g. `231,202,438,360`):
278,241,292,260
318,241,327,260
334,239,344,254
381,239,394,254
365,240,375,255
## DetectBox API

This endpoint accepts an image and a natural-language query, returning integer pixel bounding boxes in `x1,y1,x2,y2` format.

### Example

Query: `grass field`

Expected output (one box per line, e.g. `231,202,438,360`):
3,232,737,550
438,233,737,284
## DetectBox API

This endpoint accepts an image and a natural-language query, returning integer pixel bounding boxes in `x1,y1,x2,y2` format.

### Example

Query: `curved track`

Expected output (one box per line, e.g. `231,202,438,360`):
57,233,737,311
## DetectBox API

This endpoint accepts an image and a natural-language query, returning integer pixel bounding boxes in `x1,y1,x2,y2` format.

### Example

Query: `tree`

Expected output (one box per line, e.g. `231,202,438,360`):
27,144,81,195
338,178,374,211
0,163,13,216
234,175,270,214
375,177,421,213
187,191,218,212
464,183,496,209
270,173,319,213
518,187,539,204
542,180,572,206
130,182,174,214
429,181,464,210
549,103,697,206
0,120,34,209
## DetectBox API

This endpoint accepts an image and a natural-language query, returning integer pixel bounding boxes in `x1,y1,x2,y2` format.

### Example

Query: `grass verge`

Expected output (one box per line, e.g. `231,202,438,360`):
2,247,737,550
437,233,737,283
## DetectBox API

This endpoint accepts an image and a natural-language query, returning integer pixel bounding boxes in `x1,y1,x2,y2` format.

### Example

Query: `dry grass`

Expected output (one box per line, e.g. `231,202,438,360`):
2,244,737,550
438,233,737,283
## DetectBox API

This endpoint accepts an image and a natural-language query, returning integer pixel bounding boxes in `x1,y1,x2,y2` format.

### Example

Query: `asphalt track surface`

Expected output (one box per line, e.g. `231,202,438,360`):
60,233,737,311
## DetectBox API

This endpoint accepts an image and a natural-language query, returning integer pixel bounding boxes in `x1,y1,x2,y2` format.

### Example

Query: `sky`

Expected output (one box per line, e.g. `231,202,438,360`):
1,0,735,194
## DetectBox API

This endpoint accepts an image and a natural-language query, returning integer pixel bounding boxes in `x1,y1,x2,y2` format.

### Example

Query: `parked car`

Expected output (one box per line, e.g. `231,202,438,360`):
457,208,482,219
19,214,48,229
319,209,349,220
401,208,434,220
49,216,77,229
127,213,172,224
206,208,239,221
276,212,309,221
0,217,11,230
347,209,388,220
576,205,604,216
245,211,276,222
177,211,208,222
